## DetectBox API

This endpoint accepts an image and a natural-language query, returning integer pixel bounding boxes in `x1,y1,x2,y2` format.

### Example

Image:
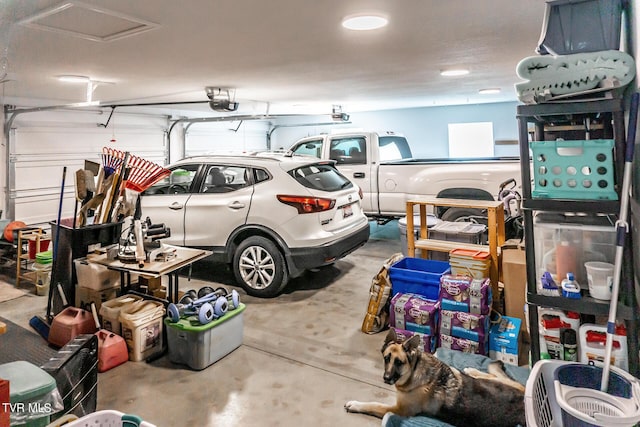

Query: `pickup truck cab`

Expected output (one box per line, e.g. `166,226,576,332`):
289,131,522,221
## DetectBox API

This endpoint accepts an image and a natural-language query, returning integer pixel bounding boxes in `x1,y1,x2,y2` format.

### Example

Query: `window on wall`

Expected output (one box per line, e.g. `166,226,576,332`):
448,122,494,158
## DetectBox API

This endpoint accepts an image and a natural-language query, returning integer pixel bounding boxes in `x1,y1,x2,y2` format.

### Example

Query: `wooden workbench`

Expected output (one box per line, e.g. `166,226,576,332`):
87,245,211,303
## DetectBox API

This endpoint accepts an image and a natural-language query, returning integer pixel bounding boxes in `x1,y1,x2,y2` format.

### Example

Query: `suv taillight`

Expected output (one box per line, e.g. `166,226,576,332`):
277,195,335,214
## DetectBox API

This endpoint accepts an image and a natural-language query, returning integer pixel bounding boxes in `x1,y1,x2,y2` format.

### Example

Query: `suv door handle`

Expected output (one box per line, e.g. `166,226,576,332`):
353,172,365,178
229,201,245,210
169,202,184,210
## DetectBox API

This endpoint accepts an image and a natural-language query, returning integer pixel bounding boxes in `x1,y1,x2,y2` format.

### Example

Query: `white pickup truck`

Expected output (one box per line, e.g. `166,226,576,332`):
289,131,522,221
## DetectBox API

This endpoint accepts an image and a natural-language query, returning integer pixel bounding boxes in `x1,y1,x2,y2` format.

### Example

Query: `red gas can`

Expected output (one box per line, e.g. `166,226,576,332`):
96,329,128,372
48,307,97,348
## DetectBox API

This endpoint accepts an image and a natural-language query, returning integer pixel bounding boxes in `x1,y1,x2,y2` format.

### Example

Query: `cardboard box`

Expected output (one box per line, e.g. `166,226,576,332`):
389,293,439,335
501,245,527,331
439,310,490,343
489,316,522,366
392,327,436,353
439,275,492,315
439,333,487,355
139,275,162,291
75,284,120,317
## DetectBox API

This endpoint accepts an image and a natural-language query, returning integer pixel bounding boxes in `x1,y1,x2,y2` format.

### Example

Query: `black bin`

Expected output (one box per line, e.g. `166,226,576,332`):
49,219,122,316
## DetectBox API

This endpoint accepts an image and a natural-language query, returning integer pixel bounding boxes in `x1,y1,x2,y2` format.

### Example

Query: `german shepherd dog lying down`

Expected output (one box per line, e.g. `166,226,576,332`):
345,329,525,427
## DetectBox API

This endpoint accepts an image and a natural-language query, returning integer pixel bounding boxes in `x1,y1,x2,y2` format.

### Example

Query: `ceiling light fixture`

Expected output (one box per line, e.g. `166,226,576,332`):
58,75,113,102
440,69,470,77
58,75,90,83
478,88,501,95
341,14,388,31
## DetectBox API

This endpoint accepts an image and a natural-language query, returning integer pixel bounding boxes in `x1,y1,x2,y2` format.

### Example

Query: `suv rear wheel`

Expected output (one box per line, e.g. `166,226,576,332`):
232,236,289,298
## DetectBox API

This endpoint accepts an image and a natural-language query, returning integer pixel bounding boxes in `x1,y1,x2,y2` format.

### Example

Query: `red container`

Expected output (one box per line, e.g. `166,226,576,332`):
48,307,97,348
28,237,50,259
96,330,128,372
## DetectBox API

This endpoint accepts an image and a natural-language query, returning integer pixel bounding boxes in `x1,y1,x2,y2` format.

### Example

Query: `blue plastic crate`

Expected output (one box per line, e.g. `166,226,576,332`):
389,257,450,300
530,139,617,200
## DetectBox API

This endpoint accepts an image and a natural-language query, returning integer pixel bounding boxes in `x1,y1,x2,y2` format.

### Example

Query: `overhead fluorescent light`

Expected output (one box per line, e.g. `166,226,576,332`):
58,75,113,102
58,75,90,83
440,69,470,77
342,14,388,31
479,88,501,95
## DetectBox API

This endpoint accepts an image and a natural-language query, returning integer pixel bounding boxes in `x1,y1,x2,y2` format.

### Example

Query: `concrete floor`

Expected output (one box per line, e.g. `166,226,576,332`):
0,220,403,427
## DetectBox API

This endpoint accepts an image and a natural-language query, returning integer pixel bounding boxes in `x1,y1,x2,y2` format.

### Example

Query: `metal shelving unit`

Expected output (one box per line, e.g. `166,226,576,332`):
517,97,639,376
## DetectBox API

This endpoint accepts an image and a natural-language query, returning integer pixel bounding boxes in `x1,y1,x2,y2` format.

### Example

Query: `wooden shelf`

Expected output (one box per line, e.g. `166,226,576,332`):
414,239,490,254
406,197,505,305
15,227,47,288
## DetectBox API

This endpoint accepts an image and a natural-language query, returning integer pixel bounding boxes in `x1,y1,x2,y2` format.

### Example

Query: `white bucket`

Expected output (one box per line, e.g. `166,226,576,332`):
32,262,51,296
119,300,165,361
584,261,614,300
99,294,143,335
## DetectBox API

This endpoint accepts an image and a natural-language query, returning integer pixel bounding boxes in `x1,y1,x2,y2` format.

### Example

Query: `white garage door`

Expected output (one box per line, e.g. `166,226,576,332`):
7,109,168,224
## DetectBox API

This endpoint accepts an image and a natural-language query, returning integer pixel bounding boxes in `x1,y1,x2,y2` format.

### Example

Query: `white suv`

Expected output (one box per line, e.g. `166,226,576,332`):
140,153,370,297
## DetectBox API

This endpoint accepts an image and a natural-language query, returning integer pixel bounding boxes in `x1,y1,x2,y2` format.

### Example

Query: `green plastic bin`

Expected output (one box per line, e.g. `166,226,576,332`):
0,361,61,427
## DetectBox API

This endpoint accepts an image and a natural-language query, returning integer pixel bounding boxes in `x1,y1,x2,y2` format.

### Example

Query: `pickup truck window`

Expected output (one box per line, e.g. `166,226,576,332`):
293,139,323,157
379,136,412,161
329,137,366,165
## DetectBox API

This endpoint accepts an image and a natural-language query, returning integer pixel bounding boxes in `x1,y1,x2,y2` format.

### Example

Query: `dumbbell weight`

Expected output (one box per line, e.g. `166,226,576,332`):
204,287,240,310
226,289,240,310
167,302,190,323
197,286,215,299
197,297,228,324
168,289,232,323
178,289,197,305
167,297,227,324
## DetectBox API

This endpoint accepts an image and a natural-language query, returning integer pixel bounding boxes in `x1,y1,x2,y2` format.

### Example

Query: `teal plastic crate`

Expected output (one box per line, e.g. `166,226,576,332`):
530,139,617,200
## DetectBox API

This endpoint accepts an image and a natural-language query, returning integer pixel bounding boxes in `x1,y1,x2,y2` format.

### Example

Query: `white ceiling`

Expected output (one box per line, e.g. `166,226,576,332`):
0,0,549,115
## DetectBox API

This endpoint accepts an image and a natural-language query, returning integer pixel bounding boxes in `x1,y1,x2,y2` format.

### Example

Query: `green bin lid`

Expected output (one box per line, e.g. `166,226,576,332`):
165,303,245,332
35,251,53,264
0,361,56,403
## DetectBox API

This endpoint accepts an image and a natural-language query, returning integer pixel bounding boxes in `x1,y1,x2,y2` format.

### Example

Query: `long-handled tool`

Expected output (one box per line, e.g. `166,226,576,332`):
601,91,639,391
30,166,67,339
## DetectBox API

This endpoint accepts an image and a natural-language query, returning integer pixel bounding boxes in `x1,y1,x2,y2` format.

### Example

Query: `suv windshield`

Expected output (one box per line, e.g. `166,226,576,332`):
289,163,353,192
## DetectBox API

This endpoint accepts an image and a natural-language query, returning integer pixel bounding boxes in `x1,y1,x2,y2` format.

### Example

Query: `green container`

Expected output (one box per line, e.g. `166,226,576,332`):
530,139,617,201
0,361,58,427
35,251,52,264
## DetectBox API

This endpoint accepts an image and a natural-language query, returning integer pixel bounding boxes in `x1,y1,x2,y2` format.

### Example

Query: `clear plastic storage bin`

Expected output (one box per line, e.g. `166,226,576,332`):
534,213,616,293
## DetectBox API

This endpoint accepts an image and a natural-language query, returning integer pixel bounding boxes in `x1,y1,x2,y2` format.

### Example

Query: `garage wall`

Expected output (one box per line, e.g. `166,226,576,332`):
269,101,520,158
184,120,269,157
6,108,169,224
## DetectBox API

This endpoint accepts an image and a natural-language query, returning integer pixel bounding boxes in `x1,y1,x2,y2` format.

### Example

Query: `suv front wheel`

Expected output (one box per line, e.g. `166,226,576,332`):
232,236,289,298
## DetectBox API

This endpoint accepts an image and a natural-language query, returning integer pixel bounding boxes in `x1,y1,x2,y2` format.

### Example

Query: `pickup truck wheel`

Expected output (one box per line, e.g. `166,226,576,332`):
232,236,288,298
